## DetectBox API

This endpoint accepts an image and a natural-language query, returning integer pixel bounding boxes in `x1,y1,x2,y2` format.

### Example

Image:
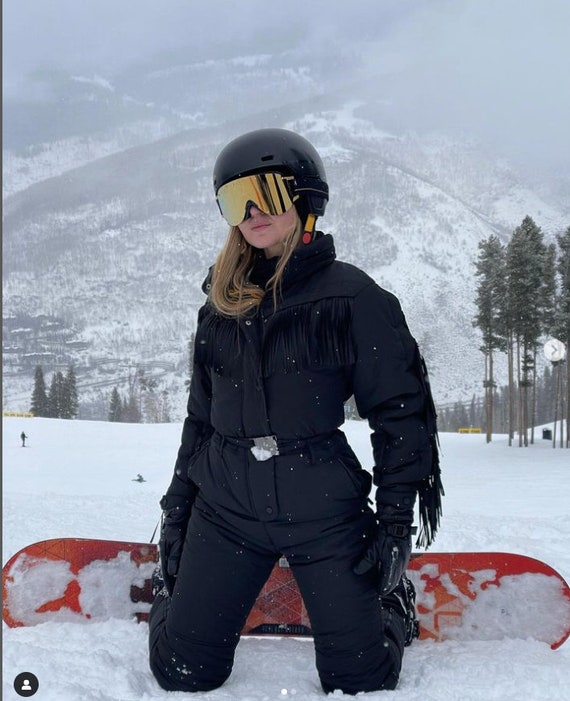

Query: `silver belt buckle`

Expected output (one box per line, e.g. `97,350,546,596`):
251,435,279,461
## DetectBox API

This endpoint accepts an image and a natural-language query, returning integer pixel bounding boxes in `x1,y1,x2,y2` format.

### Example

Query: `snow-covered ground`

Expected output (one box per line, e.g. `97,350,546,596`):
2,416,570,701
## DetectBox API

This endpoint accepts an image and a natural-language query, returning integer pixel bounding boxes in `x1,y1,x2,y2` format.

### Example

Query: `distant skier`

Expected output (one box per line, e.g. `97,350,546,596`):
20,431,27,447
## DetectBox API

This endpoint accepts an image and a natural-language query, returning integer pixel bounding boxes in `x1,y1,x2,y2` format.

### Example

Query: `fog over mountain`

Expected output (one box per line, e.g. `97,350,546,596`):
3,0,569,419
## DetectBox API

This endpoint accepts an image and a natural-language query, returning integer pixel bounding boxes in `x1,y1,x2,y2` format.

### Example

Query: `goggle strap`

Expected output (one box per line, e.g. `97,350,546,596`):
302,213,317,245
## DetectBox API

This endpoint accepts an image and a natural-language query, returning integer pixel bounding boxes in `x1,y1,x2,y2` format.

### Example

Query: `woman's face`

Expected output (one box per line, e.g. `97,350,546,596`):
238,205,298,258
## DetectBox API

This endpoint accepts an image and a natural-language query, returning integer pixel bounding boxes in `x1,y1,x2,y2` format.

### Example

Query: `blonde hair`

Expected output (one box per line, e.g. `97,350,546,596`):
209,210,304,317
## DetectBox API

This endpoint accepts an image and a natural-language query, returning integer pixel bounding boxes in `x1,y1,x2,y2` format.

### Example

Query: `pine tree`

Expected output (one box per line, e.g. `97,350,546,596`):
137,367,158,422
109,387,122,422
143,392,160,423
534,243,558,442
30,365,49,417
160,389,172,423
452,401,469,429
121,393,142,423
48,371,66,418
473,235,506,441
554,226,570,447
554,226,570,344
505,216,546,446
541,243,558,335
61,365,79,419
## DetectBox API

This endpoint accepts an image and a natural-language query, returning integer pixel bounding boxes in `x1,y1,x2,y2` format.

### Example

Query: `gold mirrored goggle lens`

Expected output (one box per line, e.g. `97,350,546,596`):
216,172,296,225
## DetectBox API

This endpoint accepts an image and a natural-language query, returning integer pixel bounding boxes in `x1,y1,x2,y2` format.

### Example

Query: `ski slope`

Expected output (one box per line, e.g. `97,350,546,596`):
2,416,570,701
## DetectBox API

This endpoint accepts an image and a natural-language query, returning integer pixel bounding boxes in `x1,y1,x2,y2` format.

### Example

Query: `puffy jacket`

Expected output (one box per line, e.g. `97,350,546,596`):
166,233,442,544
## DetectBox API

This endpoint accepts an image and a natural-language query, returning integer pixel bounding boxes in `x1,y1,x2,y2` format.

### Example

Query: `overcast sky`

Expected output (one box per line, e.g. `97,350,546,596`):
3,0,570,172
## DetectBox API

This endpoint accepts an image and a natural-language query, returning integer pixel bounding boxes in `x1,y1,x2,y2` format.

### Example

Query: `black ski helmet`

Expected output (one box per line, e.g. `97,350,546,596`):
213,128,329,219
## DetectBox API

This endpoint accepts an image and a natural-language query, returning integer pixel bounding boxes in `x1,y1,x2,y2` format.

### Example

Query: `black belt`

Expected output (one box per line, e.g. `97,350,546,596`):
215,431,339,462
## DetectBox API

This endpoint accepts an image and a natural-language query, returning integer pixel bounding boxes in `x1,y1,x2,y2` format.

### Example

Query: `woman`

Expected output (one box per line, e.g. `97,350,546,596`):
148,128,443,695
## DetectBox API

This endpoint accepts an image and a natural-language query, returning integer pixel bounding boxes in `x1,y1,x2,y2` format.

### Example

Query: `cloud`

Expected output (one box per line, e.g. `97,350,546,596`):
360,0,570,169
3,0,569,171
2,0,415,86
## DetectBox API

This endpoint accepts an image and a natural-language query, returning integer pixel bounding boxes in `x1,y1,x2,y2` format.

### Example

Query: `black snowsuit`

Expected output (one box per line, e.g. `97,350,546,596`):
149,233,439,694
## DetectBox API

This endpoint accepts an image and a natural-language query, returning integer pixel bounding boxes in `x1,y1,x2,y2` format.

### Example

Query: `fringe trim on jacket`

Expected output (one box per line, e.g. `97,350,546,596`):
195,298,355,377
262,298,355,375
194,311,243,376
415,351,444,549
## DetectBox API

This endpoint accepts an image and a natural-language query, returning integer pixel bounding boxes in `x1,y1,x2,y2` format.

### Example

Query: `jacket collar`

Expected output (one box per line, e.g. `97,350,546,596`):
259,232,336,293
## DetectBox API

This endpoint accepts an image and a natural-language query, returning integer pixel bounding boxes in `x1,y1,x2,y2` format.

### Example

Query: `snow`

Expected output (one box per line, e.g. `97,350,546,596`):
6,552,155,626
436,572,569,644
2,416,570,701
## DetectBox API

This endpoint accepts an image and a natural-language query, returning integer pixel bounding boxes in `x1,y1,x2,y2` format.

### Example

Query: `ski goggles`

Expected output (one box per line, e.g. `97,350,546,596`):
216,172,297,226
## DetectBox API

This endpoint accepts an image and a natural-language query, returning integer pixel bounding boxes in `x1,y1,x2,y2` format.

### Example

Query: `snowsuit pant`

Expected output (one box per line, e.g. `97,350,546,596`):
148,497,406,695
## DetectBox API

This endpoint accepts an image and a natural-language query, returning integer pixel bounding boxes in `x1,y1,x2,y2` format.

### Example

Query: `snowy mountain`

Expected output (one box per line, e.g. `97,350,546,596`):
3,49,569,419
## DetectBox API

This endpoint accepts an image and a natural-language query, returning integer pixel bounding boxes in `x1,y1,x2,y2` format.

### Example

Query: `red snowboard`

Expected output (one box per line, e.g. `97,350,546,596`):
3,539,570,649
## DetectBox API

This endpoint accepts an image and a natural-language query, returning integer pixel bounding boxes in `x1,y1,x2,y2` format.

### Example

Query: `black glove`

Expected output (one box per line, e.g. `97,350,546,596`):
354,485,416,595
158,493,193,595
353,521,414,595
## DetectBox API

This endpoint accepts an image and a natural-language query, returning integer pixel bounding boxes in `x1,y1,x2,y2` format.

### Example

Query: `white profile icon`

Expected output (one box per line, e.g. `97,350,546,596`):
14,672,39,696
